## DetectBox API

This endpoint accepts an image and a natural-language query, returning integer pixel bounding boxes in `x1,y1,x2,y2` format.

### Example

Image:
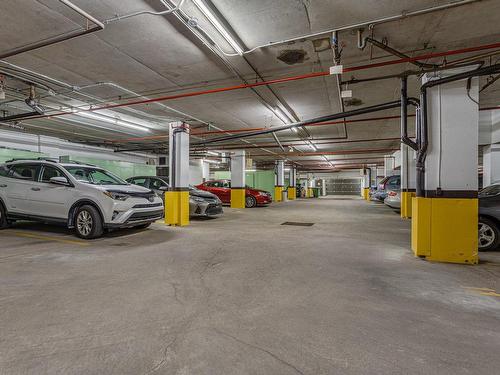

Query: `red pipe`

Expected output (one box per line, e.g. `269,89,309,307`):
245,148,399,157
21,41,500,122
194,137,401,150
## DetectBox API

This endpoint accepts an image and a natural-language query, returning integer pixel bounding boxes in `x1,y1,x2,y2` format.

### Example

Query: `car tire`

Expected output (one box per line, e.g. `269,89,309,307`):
245,195,257,208
478,217,500,251
75,205,103,239
0,203,10,229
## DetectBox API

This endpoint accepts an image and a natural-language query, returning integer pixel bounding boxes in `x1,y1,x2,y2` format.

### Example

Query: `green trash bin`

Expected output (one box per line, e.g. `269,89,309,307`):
312,187,320,198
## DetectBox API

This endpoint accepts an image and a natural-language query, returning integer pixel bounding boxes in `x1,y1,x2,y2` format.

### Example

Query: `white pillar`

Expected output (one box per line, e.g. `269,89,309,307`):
384,156,395,177
276,160,285,186
289,167,296,187
202,160,210,182
230,150,246,208
422,71,478,195
168,122,189,189
165,122,190,226
401,143,417,218
482,145,500,187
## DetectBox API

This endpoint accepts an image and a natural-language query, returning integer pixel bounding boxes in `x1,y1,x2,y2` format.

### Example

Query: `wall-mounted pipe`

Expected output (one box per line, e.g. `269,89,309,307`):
0,0,104,59
400,77,419,151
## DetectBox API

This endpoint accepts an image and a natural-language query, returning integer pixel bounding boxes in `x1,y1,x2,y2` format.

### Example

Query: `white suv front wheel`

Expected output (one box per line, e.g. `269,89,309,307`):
75,205,103,239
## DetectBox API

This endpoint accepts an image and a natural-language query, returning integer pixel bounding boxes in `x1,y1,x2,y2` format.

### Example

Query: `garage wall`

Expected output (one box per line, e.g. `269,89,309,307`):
0,130,154,163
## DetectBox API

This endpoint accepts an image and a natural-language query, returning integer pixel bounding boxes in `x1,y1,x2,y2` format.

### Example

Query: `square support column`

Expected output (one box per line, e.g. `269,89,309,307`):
412,69,479,264
230,150,246,208
288,167,297,200
361,168,370,201
482,145,500,187
275,160,285,202
165,122,190,226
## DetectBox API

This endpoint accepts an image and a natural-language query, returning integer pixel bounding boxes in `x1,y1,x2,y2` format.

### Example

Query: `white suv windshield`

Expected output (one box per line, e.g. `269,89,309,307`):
64,166,127,185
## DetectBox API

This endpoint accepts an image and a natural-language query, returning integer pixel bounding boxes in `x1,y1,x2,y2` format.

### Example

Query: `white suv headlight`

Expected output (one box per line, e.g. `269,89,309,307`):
103,191,129,201
192,196,205,203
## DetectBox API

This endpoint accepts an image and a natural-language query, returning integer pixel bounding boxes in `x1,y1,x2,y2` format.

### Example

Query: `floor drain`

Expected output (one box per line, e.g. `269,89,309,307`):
281,222,314,226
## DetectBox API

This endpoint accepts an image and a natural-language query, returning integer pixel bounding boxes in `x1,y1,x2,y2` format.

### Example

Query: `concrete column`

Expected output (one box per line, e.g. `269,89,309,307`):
288,167,297,200
165,122,190,226
307,175,315,198
361,168,370,200
230,150,246,208
482,145,500,187
384,156,395,177
202,160,210,182
321,179,327,196
275,160,285,202
401,143,417,219
412,68,479,264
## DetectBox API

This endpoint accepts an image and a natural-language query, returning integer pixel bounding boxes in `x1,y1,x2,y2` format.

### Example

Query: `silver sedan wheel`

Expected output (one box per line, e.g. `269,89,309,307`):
478,222,495,249
77,210,93,237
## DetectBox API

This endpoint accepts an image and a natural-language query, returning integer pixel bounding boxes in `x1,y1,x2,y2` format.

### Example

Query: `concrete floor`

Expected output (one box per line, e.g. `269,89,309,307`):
1,196,500,375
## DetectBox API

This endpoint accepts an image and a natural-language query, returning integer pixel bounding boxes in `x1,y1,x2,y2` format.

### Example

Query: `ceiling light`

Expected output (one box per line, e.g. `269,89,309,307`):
309,141,317,151
245,169,256,172
193,0,244,55
76,111,150,133
206,150,219,156
291,126,298,132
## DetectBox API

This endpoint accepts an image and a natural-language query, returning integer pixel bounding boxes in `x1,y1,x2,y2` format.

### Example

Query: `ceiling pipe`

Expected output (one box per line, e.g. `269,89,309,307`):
10,41,500,124
191,137,402,151
357,29,438,69
0,0,104,59
104,0,186,23
194,101,403,145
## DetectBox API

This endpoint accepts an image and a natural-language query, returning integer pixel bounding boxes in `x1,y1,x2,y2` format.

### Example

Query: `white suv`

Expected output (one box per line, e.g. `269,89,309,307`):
0,159,164,239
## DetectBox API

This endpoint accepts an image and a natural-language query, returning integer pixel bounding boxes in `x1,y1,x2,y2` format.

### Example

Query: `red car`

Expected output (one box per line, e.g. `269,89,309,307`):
196,180,272,208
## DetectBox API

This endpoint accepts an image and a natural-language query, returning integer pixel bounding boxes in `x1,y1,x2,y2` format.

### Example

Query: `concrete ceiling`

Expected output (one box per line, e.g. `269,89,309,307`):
0,0,499,170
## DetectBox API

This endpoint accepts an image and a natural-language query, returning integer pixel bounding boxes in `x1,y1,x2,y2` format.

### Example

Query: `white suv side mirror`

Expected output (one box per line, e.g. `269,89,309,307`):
50,176,69,186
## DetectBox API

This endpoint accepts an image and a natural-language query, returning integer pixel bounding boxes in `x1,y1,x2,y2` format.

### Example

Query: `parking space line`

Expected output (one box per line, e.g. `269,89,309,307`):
4,231,89,246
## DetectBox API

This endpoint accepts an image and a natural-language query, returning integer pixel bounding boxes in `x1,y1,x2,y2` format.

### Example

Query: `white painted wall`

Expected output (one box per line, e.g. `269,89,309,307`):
0,129,154,163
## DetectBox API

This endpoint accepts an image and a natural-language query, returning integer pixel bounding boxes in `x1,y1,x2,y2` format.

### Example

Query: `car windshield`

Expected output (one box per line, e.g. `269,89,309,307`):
479,184,500,197
64,166,127,185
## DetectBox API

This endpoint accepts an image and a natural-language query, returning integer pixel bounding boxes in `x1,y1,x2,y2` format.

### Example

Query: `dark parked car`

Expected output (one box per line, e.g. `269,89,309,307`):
127,176,223,217
479,184,500,251
371,175,400,201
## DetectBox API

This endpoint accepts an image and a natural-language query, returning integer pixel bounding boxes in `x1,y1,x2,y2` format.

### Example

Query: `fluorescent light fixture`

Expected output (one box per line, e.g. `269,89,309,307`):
193,0,244,55
309,141,317,151
206,150,219,156
273,107,292,124
204,159,221,164
76,111,150,133
245,169,257,172
291,126,298,132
